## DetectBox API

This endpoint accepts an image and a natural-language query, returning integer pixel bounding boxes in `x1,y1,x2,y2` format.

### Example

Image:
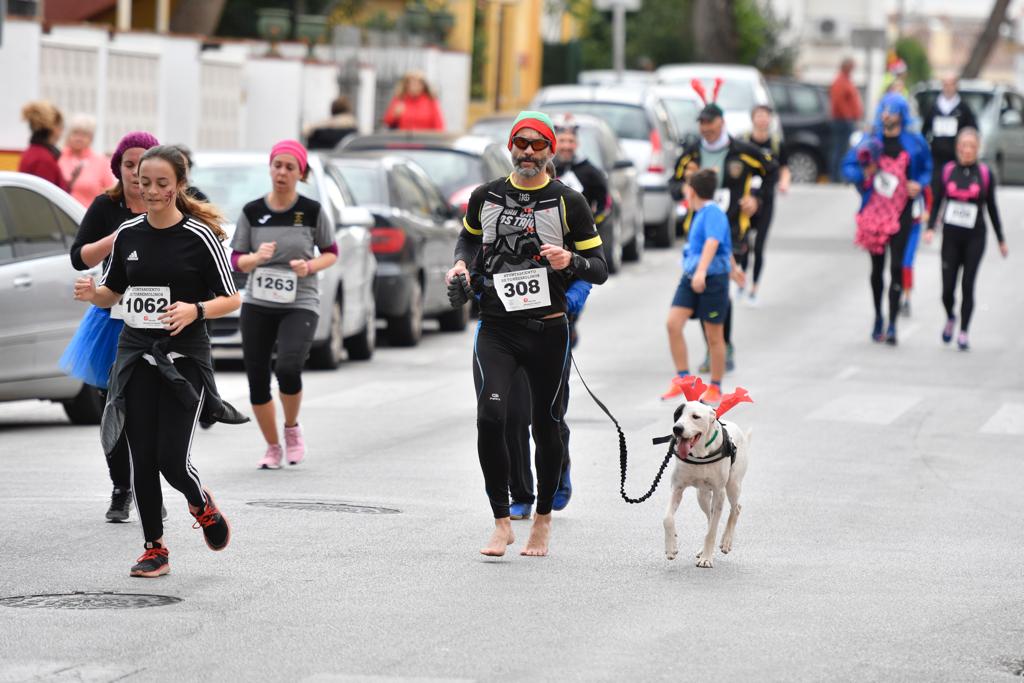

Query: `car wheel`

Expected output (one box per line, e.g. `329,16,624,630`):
438,300,470,332
307,297,344,370
344,295,376,361
788,148,821,184
388,278,423,347
603,217,622,274
623,216,643,261
648,212,674,248
62,384,104,425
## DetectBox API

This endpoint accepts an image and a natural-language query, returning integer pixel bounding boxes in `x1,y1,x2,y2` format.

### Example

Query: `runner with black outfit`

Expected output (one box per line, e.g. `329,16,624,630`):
231,140,337,469
922,76,977,202
742,105,789,305
446,111,607,557
74,146,244,578
64,131,159,522
924,128,1008,350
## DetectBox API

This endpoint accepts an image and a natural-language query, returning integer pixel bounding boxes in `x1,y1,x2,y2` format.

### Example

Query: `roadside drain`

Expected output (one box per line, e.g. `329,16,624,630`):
0,592,182,609
247,500,401,514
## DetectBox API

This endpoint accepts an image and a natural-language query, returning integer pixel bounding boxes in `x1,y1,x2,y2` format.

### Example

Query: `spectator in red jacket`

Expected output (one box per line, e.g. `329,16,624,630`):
382,71,445,131
18,100,68,191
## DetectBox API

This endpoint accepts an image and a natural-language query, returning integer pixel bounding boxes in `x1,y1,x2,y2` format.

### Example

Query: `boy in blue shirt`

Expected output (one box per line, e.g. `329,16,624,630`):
661,169,745,405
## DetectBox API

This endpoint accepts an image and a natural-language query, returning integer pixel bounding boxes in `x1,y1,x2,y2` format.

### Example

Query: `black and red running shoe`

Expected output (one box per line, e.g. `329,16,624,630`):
191,489,231,551
130,542,169,578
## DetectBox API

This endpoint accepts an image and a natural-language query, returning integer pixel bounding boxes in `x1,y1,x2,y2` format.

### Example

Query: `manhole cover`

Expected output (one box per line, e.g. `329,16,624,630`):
0,592,182,610
1003,659,1024,677
247,500,401,514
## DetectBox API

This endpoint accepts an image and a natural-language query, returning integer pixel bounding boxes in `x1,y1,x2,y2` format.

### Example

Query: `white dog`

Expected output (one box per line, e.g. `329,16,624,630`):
663,399,750,567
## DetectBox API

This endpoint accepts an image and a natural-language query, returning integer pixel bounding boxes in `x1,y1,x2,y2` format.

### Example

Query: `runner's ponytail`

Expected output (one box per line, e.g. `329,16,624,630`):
139,145,227,241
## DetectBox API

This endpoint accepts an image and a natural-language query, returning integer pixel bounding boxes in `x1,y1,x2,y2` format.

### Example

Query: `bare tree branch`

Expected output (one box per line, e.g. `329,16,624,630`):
961,0,1012,79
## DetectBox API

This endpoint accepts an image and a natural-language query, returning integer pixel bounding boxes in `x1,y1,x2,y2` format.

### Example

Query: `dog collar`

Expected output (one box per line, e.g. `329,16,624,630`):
654,424,735,466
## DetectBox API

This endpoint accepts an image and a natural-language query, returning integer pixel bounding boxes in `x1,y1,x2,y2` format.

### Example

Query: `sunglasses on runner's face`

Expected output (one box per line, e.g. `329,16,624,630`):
511,136,550,151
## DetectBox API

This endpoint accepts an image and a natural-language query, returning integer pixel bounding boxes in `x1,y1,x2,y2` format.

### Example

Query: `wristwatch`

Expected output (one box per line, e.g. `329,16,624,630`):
569,253,589,273
195,301,206,321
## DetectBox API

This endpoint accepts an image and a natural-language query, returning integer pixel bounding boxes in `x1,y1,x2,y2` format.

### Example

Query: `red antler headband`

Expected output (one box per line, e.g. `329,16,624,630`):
678,375,708,401
711,77,723,103
716,387,753,418
691,78,708,105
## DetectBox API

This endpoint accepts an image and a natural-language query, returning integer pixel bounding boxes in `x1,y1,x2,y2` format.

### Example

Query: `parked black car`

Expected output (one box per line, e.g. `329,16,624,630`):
338,132,512,216
326,152,468,346
766,78,833,183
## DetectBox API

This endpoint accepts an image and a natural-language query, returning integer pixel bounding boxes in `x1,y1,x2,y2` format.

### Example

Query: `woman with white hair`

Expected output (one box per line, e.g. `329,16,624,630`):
59,114,116,207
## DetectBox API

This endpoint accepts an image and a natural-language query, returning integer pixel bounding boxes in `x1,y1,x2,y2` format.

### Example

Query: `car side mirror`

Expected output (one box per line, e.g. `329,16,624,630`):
338,206,374,229
1001,110,1023,127
612,158,634,170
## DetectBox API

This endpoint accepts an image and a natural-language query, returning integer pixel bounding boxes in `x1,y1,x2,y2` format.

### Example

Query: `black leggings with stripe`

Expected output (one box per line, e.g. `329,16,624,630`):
941,227,986,331
124,358,207,542
473,316,570,518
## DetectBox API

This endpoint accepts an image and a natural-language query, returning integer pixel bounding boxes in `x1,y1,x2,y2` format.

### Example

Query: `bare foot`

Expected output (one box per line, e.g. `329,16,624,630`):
521,513,552,556
480,519,515,557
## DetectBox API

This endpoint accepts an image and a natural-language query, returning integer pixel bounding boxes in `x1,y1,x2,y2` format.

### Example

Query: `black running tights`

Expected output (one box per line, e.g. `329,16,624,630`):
870,206,913,326
473,317,570,518
506,367,572,505
750,196,774,285
941,228,986,331
240,304,318,405
124,358,208,542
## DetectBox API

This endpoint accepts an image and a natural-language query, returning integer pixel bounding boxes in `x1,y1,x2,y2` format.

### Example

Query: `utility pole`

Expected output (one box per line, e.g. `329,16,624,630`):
594,0,641,82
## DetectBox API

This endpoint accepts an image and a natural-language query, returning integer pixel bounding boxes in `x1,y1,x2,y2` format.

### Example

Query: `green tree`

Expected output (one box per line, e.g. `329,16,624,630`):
895,36,931,87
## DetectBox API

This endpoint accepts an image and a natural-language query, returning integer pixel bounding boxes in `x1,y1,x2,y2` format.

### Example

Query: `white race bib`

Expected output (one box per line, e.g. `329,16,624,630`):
109,302,125,320
493,269,551,312
933,116,958,138
559,170,584,194
251,267,297,303
121,286,170,329
873,171,899,199
713,188,731,212
944,200,978,228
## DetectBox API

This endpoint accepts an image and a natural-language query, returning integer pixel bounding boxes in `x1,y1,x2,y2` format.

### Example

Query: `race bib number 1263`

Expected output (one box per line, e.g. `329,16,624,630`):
251,267,298,303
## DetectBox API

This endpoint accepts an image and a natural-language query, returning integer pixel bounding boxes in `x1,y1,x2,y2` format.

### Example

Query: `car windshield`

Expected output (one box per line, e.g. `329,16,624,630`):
469,119,513,142
331,164,388,205
378,149,483,196
190,163,319,223
661,98,700,137
677,78,755,111
546,103,651,140
573,127,605,169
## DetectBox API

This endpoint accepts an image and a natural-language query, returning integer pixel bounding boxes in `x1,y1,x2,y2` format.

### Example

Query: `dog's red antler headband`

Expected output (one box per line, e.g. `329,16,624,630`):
678,375,708,402
691,78,708,105
716,387,752,418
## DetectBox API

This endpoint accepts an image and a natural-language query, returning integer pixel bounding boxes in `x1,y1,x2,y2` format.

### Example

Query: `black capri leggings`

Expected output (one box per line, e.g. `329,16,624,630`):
870,203,913,325
240,303,318,405
124,358,208,542
941,228,986,331
473,316,570,518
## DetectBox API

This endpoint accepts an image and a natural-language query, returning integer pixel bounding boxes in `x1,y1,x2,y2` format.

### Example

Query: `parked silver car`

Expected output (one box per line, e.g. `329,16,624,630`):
912,80,1024,184
531,84,682,248
470,113,644,272
0,172,105,423
190,152,378,368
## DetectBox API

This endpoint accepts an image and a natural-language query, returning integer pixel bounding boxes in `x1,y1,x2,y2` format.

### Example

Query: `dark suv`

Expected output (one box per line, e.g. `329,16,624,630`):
766,78,833,183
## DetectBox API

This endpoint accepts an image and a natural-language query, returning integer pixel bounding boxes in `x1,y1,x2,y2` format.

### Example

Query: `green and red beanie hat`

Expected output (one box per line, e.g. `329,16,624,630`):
508,110,557,154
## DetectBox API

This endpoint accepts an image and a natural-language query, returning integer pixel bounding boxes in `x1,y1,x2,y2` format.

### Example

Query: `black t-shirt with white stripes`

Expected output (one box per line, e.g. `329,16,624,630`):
100,213,236,339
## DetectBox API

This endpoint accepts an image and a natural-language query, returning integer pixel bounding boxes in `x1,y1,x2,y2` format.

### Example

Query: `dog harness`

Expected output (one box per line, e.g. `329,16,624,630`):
652,423,736,466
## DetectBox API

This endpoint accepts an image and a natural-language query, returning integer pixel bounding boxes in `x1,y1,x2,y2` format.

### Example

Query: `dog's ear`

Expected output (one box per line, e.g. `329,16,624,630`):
673,402,686,423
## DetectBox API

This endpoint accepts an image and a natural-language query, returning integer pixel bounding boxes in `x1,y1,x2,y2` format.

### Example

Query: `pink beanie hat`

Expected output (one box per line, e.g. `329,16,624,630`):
270,139,308,174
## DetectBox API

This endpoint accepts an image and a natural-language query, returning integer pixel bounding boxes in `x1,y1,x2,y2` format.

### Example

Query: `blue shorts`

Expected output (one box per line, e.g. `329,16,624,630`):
671,272,729,323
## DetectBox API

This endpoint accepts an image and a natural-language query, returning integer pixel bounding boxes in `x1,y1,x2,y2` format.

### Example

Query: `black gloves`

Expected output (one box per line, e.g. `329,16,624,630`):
447,273,473,308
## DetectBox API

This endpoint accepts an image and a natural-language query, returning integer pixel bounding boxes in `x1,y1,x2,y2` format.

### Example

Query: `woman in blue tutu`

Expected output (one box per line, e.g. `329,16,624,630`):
62,131,159,523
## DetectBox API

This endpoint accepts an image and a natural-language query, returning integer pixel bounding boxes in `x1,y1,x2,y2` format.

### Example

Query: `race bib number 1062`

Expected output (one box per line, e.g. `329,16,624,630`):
121,286,170,329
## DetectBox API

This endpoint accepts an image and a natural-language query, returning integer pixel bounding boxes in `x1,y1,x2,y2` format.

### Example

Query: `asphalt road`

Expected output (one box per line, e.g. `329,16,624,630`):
1,185,1023,682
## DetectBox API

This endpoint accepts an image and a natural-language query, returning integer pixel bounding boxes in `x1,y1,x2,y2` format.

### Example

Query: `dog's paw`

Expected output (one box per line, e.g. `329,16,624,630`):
720,539,732,554
696,556,714,568
665,550,678,561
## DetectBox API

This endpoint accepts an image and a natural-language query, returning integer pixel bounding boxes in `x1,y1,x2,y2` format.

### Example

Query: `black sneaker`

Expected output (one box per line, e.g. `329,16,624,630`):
191,489,231,551
130,541,169,577
106,487,132,523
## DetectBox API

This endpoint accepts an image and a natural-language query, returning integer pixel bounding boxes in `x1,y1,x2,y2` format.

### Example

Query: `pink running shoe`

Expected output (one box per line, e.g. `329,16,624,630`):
258,444,283,470
284,424,305,465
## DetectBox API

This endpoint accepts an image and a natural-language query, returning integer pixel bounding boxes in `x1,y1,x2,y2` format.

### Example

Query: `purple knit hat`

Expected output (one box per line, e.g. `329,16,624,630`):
110,131,160,179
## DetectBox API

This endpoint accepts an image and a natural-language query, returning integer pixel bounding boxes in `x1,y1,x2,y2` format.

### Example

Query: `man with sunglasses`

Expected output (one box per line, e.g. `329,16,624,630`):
446,110,608,558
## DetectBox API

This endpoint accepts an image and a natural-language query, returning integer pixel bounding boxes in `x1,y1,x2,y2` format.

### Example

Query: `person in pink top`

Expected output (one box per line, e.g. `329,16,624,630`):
382,71,445,131
60,114,116,207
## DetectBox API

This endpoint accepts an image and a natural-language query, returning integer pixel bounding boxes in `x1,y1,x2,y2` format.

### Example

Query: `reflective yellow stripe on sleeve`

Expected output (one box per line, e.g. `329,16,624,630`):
575,235,603,251
462,216,482,235
739,153,765,172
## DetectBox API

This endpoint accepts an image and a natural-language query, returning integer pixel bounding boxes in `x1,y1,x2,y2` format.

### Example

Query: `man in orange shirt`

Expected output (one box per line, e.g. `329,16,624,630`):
830,58,864,182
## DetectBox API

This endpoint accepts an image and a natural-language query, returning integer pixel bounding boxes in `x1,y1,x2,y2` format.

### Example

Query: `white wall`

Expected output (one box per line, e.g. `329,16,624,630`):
244,58,303,149
301,62,340,133
0,20,42,150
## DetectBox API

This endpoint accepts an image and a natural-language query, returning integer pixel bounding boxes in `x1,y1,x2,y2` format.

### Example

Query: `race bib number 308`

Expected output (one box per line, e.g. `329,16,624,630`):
493,269,551,312
121,286,170,329
252,268,297,303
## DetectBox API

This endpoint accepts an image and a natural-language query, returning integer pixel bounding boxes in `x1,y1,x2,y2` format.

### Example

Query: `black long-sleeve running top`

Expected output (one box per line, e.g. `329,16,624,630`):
454,176,607,320
927,162,1005,242
70,193,140,271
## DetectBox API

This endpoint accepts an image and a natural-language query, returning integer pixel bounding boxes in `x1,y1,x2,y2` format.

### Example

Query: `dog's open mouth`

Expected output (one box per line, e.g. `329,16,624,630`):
677,432,702,459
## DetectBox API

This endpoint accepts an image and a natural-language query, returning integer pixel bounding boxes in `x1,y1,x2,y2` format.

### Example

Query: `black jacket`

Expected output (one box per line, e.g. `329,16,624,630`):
101,326,248,455
922,97,978,164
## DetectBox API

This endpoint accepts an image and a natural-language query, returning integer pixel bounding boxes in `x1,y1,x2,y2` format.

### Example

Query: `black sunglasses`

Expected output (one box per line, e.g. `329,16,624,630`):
511,136,550,151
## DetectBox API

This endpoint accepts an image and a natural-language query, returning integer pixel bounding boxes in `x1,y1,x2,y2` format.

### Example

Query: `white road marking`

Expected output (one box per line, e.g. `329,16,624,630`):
980,403,1024,435
808,393,921,425
835,366,860,381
